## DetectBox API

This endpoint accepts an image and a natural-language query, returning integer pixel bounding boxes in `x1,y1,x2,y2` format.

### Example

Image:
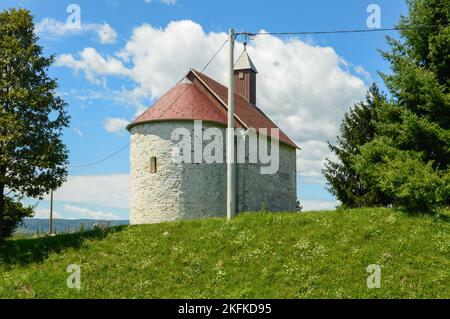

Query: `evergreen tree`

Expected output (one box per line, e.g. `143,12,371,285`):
323,84,390,208
0,9,69,243
355,0,450,212
380,0,450,167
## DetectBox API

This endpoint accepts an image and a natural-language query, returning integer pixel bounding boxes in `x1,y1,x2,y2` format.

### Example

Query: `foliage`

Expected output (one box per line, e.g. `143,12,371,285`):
323,84,390,208
355,138,448,212
0,8,69,242
0,209,449,298
368,0,450,211
296,199,303,212
326,0,450,212
1,197,34,239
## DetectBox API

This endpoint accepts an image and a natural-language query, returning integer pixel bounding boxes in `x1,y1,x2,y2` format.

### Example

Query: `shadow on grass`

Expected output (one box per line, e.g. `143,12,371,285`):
406,210,450,224
436,213,450,223
388,206,450,224
0,226,127,266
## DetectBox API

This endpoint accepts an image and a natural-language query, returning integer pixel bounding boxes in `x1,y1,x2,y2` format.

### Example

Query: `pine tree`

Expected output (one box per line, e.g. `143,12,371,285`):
355,0,450,212
0,9,69,243
323,84,390,208
380,0,450,167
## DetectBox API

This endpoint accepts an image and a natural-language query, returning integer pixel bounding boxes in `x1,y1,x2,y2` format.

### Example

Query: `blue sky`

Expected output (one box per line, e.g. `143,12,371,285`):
2,0,409,220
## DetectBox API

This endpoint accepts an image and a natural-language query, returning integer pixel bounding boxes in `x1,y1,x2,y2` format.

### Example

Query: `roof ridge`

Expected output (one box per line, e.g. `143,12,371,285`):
128,68,299,149
190,68,250,102
190,69,249,128
190,69,299,149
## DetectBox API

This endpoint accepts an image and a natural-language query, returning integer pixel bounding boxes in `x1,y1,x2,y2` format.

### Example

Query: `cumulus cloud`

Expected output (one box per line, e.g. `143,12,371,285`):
104,117,130,133
33,209,62,219
302,199,339,211
64,204,120,220
56,48,132,85
44,174,130,209
56,20,368,177
98,23,117,44
36,18,117,44
36,18,84,37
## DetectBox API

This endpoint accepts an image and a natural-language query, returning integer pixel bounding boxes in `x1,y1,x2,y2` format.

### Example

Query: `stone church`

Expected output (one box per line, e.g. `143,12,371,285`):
127,49,299,224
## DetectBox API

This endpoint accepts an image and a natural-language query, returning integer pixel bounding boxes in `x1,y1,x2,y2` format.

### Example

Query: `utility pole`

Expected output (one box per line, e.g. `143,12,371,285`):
227,28,236,222
49,190,54,236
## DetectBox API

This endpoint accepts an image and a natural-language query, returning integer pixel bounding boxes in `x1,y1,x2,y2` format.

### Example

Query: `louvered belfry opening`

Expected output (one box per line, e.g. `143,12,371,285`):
234,45,258,105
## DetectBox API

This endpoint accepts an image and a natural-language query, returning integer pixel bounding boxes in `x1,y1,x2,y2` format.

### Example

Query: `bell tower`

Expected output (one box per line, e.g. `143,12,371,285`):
234,44,258,105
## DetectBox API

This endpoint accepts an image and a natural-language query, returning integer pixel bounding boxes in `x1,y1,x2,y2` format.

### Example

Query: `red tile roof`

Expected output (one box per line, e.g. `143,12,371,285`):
192,70,297,148
127,70,298,149
128,83,229,126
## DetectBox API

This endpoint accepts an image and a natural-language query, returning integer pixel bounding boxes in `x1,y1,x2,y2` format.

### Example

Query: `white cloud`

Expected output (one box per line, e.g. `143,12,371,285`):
73,127,83,137
36,18,84,37
297,140,331,176
36,18,117,44
45,174,130,209
354,65,372,82
33,209,62,219
64,204,120,220
56,48,132,85
104,117,130,133
302,199,339,211
56,20,368,177
98,23,117,44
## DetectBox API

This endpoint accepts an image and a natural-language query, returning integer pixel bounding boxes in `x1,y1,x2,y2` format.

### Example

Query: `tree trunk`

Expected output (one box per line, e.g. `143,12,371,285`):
0,164,6,245
0,179,4,246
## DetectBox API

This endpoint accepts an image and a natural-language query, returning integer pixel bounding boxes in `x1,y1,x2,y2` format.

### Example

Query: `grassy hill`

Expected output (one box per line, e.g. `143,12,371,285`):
0,208,449,299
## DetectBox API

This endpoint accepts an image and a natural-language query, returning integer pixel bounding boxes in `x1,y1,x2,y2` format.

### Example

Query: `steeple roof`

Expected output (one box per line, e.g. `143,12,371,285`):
234,48,258,73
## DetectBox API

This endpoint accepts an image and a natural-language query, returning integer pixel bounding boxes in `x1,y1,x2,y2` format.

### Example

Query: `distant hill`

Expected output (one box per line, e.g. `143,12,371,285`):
1,208,449,298
15,219,129,235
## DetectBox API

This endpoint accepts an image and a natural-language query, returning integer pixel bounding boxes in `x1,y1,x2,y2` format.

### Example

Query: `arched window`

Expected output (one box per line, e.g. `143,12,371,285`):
150,156,157,174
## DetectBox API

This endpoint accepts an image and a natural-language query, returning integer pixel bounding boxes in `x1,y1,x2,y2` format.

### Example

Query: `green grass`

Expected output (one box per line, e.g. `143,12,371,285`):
1,208,449,299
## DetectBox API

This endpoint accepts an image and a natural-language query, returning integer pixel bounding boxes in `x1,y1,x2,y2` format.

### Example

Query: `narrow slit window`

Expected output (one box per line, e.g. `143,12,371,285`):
150,157,157,174
239,71,244,80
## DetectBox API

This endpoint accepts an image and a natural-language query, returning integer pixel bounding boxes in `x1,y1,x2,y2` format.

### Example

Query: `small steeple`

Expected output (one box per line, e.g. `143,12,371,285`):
234,43,258,73
234,44,257,105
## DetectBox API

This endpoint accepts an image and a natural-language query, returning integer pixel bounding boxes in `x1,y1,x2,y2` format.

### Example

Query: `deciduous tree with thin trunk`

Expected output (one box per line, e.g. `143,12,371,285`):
0,8,69,244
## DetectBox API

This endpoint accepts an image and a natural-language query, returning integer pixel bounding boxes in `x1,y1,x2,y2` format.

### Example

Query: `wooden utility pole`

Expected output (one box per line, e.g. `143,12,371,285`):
49,190,54,236
227,28,236,222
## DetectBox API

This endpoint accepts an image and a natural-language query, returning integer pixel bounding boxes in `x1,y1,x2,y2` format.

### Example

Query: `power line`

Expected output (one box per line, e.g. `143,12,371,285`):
237,25,445,37
68,143,130,168
66,23,435,169
67,39,229,169
200,39,229,73
157,38,229,119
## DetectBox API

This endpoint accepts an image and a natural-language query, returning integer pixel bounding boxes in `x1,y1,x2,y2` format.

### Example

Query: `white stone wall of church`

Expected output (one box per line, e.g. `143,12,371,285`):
129,121,297,225
130,121,227,224
236,143,297,212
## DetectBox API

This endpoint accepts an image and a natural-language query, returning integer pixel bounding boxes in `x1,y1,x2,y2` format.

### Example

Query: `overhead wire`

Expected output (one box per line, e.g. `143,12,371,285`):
65,24,448,169
157,38,229,119
67,38,229,169
68,143,131,168
236,24,446,37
